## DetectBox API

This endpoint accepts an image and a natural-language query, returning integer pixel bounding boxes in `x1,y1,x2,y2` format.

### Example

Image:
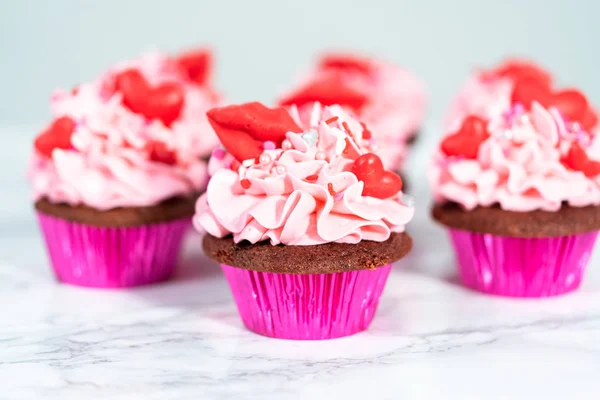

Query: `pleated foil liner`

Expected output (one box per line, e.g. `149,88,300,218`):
37,211,190,288
221,264,392,340
449,228,599,297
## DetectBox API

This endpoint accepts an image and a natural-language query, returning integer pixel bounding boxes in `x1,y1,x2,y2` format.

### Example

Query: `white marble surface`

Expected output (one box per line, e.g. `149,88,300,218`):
1,126,600,399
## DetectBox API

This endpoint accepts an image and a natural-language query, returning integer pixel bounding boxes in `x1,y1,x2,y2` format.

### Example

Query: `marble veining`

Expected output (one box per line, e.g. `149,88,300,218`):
1,126,599,399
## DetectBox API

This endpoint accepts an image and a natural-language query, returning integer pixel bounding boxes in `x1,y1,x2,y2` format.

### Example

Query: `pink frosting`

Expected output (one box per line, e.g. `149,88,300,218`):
430,102,600,212
194,105,414,246
29,52,221,210
278,55,426,170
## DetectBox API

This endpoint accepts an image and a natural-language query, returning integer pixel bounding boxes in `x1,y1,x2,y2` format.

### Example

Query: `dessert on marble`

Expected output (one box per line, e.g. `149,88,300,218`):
277,52,426,172
445,58,598,133
29,48,221,288
195,101,414,339
430,81,600,297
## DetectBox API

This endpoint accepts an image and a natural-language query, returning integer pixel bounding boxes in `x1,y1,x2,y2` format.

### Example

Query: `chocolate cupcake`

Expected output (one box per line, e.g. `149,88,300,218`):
430,78,600,297
29,49,221,288
277,51,426,173
195,102,414,339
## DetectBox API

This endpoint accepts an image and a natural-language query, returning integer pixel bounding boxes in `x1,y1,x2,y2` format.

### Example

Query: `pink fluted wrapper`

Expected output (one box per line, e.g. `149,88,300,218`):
37,211,190,288
448,229,598,297
221,264,392,340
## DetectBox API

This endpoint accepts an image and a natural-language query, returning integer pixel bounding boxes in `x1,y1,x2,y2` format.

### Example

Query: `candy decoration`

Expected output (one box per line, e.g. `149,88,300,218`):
563,142,600,178
351,153,403,199
240,179,252,189
34,116,76,158
440,115,490,159
145,141,177,165
319,53,373,75
115,69,184,127
278,75,367,111
176,48,212,86
207,102,302,162
486,60,552,88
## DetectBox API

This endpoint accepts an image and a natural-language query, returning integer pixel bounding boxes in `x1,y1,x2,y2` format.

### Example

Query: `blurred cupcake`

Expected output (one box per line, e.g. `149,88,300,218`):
446,58,599,133
29,48,221,288
277,52,426,172
195,102,414,339
430,84,600,297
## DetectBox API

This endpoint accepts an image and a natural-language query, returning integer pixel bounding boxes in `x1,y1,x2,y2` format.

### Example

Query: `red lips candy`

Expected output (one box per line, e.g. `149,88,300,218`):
440,115,490,159
115,69,184,127
34,116,76,158
207,102,302,162
352,153,403,199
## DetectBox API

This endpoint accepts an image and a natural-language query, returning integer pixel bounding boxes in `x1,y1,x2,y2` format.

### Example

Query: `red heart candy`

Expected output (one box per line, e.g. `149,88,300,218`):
145,140,177,165
176,48,212,86
563,142,600,178
34,116,76,158
115,69,184,127
319,53,373,75
510,78,553,109
440,115,489,159
351,153,403,199
278,74,368,111
490,60,552,88
207,102,302,162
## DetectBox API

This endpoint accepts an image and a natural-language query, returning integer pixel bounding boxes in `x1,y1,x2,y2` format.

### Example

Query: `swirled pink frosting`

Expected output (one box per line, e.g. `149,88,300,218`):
278,53,426,170
29,52,221,210
430,103,600,212
194,105,415,245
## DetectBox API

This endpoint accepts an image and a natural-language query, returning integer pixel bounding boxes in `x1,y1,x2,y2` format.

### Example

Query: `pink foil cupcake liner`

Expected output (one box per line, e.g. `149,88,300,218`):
37,211,190,288
449,229,598,297
221,264,392,340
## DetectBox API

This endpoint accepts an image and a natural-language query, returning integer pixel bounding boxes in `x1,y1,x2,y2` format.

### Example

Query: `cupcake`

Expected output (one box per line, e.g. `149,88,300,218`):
430,82,600,297
29,48,221,288
446,58,599,133
195,102,414,339
277,52,426,172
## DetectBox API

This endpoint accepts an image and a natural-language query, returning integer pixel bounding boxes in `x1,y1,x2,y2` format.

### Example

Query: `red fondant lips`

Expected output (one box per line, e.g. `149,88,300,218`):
115,69,184,127
563,142,600,178
207,102,302,162
441,115,490,159
34,116,76,158
176,48,212,86
319,53,373,75
511,80,598,131
352,153,403,199
278,74,368,111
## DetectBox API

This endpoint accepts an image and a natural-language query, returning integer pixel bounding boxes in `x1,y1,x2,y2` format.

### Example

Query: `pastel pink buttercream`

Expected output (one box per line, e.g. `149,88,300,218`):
194,105,414,245
29,52,220,210
278,54,426,170
430,103,600,212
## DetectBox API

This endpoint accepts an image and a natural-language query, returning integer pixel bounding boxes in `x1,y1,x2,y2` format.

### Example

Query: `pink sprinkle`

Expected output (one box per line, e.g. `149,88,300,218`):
334,192,344,201
264,141,276,150
212,147,226,160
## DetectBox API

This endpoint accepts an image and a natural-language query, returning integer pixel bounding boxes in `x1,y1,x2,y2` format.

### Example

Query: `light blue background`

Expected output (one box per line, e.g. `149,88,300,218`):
0,0,598,130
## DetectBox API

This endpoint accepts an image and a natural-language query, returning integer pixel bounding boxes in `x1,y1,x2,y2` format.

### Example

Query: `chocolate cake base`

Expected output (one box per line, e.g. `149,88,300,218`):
432,202,600,238
202,232,412,274
35,194,200,227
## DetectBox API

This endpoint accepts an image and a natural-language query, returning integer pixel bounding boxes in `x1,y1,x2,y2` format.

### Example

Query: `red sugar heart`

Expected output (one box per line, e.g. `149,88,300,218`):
487,60,552,88
207,102,302,162
115,69,184,127
563,142,600,178
145,140,177,165
278,75,368,111
440,115,489,159
176,48,212,86
351,153,403,199
34,116,76,158
319,53,373,75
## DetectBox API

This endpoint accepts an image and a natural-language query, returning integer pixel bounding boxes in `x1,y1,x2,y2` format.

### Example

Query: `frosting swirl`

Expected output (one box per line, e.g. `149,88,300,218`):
277,52,426,170
195,103,414,245
30,51,220,210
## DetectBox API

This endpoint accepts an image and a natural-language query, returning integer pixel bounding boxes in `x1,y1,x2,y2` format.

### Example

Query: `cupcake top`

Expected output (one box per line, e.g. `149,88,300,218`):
430,100,600,212
29,49,220,210
194,102,415,246
445,59,598,133
277,52,426,170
